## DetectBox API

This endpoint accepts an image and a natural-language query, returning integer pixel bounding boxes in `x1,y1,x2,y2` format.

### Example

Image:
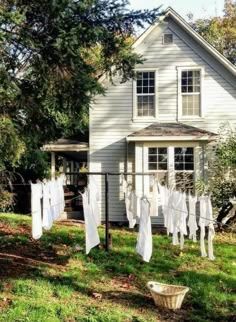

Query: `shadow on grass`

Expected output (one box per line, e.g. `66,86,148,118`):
0,217,235,322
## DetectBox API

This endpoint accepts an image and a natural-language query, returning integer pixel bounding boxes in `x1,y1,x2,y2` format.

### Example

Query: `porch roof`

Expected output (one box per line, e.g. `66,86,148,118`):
127,123,217,142
42,138,89,152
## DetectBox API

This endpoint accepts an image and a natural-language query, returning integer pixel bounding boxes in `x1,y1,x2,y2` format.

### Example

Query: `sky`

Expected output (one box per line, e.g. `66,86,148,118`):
129,0,225,20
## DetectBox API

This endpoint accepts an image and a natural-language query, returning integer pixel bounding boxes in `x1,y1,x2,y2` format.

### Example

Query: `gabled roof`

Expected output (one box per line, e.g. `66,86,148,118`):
134,7,236,78
127,123,217,142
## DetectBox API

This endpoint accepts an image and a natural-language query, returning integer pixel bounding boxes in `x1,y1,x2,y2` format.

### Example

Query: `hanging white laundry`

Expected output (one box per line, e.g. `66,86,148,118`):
121,176,128,194
205,196,215,261
199,195,208,258
89,175,101,226
31,183,43,240
42,182,53,230
166,189,175,237
125,185,136,228
136,198,152,262
48,179,59,220
171,191,181,246
150,178,158,217
130,191,141,219
82,189,100,254
179,192,188,250
158,184,168,228
188,194,198,242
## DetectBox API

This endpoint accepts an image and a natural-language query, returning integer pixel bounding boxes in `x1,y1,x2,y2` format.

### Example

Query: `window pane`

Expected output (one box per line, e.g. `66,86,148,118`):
185,163,194,170
149,148,157,154
149,163,157,170
149,155,157,162
148,147,167,171
158,154,167,162
158,163,167,170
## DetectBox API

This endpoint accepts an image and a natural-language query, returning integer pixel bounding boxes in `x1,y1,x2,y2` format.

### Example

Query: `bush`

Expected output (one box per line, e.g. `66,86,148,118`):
0,190,14,212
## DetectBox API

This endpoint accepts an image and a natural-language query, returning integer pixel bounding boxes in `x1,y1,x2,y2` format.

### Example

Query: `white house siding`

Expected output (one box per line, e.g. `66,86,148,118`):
89,17,236,223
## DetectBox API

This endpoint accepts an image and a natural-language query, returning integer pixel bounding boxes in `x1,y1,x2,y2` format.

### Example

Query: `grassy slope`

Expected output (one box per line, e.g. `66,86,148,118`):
0,213,235,322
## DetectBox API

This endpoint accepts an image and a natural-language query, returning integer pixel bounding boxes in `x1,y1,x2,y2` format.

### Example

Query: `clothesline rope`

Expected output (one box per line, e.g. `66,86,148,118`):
1,184,233,229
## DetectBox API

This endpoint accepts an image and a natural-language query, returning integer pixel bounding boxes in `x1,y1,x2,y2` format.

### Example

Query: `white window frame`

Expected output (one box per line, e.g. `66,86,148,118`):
163,33,173,45
133,68,158,122
142,142,200,198
177,66,205,120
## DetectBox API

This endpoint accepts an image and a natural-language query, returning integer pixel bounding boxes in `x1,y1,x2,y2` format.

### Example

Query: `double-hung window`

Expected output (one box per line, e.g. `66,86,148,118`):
136,71,156,117
178,68,203,118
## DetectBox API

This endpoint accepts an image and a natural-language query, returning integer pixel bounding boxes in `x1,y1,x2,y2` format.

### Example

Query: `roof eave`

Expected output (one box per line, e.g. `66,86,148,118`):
126,135,216,142
42,144,89,152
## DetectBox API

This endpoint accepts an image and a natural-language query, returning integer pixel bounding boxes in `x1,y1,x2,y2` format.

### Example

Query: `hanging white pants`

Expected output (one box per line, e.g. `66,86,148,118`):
31,183,43,240
82,190,100,254
136,199,152,262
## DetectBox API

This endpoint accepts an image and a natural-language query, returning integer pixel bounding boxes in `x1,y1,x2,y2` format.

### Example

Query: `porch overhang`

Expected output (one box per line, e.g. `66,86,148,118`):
127,135,214,142
42,139,89,152
127,122,217,142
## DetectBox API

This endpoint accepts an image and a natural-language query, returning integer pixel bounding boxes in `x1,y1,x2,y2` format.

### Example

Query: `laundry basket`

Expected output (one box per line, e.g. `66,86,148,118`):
147,281,189,310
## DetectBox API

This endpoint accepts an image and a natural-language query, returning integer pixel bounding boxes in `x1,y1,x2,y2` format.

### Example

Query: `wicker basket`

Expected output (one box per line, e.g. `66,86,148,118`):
147,281,189,310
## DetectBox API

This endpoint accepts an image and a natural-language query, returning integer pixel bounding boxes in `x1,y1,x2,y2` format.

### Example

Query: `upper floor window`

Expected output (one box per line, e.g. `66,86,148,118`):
181,69,201,116
177,67,204,119
136,71,156,117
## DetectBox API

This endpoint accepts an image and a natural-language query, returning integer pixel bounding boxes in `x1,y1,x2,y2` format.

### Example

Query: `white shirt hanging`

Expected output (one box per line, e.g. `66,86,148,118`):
136,198,152,262
82,189,100,254
150,178,159,217
125,185,137,228
188,194,198,242
31,183,43,240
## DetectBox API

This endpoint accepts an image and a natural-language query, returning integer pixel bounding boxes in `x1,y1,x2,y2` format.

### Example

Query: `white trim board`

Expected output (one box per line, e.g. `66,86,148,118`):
127,135,215,142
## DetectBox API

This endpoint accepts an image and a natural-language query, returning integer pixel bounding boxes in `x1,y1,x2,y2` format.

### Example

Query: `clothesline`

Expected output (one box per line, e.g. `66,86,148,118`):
1,186,231,229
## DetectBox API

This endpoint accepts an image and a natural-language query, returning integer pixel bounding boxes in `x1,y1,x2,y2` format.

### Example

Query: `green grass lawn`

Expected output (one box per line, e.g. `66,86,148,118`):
0,213,235,322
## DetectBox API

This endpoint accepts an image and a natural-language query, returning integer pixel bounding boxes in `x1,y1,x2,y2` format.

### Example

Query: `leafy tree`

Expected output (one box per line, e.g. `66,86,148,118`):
198,125,236,228
0,0,161,181
189,0,236,65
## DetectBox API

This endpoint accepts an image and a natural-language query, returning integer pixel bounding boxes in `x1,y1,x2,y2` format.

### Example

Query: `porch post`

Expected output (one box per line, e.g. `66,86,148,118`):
51,152,56,179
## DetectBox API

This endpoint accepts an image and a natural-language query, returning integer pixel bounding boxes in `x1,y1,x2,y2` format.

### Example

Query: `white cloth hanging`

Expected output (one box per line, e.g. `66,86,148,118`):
81,189,100,254
166,189,175,236
205,196,215,260
42,182,53,230
121,176,128,194
89,175,101,226
179,192,188,250
199,195,215,260
150,178,158,217
31,183,43,240
49,179,59,220
125,185,136,228
188,194,198,242
136,198,152,262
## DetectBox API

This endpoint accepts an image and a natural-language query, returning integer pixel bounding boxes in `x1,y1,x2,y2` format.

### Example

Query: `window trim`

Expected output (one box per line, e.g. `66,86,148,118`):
133,68,159,122
163,33,173,45
143,142,199,197
177,66,205,120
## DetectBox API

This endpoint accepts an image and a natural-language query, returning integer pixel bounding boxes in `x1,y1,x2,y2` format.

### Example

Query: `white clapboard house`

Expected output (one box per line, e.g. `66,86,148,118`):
88,7,236,224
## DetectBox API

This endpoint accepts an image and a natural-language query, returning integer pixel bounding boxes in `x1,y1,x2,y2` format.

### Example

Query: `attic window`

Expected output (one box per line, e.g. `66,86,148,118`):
163,33,173,44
